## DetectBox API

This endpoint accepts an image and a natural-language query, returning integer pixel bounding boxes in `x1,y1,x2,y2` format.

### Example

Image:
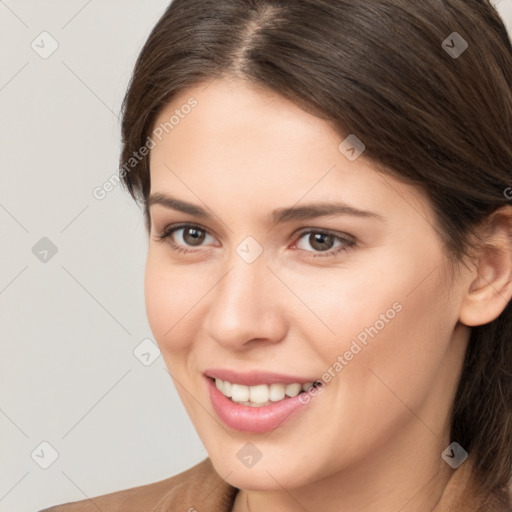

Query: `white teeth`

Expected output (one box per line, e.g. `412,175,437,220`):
269,383,285,401
223,380,232,398
213,378,316,406
285,383,302,398
249,384,269,403
230,383,249,402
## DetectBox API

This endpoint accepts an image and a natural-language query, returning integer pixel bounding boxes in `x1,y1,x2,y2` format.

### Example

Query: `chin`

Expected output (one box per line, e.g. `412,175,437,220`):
222,466,302,491
206,447,319,491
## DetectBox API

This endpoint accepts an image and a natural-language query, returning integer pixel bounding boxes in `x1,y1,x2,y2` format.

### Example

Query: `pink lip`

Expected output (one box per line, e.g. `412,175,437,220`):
204,368,318,386
205,376,318,433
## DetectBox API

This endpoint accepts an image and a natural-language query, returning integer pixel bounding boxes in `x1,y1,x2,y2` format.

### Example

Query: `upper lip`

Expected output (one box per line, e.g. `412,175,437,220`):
204,368,318,386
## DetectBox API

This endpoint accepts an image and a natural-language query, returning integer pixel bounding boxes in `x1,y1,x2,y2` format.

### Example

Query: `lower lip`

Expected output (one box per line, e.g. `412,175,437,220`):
206,377,315,433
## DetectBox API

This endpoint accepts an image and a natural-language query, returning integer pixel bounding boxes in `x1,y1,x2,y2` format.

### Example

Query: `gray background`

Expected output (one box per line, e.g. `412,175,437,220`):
1,2,207,511
1,1,512,511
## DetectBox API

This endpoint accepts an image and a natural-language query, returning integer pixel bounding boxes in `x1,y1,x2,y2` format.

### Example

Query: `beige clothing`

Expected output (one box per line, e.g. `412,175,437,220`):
39,454,511,511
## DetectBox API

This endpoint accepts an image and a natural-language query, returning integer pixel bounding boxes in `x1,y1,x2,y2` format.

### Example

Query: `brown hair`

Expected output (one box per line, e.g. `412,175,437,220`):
119,0,512,498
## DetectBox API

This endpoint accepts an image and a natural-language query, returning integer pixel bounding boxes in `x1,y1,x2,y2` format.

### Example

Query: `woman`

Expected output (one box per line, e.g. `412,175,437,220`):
41,0,512,510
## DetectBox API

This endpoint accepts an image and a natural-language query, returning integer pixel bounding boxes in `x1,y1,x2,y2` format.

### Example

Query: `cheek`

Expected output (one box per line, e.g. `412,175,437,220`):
287,247,452,390
144,249,198,352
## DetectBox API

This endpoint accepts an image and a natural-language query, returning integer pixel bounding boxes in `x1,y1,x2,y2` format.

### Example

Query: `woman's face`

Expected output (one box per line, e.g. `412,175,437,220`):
145,77,470,491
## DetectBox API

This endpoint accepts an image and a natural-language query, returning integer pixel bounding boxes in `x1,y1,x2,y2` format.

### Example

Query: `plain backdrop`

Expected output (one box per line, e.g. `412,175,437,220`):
1,2,208,511
1,1,512,511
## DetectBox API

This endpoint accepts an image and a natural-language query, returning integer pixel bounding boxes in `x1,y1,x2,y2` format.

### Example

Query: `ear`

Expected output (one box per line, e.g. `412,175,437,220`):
459,205,512,327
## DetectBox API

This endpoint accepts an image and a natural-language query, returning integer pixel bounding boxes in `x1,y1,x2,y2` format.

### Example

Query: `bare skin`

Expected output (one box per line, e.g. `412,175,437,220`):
144,76,512,512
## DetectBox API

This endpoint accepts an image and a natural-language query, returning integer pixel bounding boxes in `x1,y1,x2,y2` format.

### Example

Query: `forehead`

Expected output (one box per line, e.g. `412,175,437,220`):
148,78,433,226
151,77,340,164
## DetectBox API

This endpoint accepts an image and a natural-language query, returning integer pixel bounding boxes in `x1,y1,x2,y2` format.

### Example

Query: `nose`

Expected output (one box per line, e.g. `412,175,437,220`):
202,249,289,350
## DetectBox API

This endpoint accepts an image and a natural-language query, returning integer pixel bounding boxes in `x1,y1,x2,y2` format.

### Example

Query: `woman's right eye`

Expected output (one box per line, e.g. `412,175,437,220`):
155,223,216,254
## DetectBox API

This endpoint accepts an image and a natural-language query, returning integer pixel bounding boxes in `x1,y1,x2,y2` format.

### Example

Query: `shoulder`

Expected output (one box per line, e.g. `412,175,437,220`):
38,458,239,512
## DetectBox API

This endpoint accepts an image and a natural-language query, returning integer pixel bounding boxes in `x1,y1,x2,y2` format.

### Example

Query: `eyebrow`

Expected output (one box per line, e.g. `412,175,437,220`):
148,193,386,224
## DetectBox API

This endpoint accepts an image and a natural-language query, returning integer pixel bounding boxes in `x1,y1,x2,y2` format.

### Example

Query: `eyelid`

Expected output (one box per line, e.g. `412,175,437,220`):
154,222,218,243
293,226,355,243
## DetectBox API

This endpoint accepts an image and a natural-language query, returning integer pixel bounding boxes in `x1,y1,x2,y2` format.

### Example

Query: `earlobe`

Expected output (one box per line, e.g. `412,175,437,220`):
459,206,512,327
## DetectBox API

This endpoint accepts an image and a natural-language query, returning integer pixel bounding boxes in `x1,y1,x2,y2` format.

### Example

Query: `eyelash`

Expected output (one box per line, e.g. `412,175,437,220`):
154,222,356,258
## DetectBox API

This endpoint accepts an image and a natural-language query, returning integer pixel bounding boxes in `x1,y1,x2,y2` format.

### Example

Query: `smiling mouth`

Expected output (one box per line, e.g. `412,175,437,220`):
209,377,322,407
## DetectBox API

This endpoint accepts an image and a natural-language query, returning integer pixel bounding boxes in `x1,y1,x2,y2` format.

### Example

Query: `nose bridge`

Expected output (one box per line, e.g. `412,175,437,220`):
203,242,286,347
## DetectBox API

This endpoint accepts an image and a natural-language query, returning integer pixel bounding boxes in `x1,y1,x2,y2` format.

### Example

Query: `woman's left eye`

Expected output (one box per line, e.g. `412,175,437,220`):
293,230,356,257
154,223,356,258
